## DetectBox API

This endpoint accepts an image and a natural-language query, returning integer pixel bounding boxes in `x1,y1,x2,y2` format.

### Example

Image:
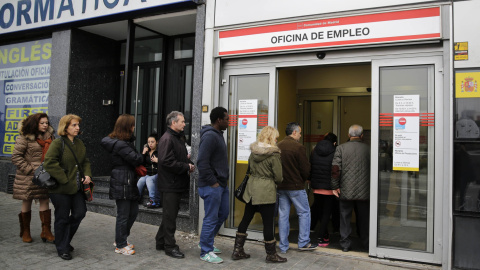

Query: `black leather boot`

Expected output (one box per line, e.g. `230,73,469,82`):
231,232,250,260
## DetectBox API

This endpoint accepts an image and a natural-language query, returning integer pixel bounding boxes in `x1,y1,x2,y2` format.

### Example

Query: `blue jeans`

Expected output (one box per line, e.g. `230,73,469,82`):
137,174,161,202
198,185,229,257
278,189,311,252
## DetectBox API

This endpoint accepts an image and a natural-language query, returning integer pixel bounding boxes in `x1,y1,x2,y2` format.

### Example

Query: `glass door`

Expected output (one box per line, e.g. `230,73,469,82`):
370,57,443,264
218,66,276,239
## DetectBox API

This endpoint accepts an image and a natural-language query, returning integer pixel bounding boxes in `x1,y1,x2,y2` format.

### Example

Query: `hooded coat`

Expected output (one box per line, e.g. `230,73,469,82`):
309,139,336,190
197,125,229,187
243,141,283,205
100,136,143,200
11,120,54,200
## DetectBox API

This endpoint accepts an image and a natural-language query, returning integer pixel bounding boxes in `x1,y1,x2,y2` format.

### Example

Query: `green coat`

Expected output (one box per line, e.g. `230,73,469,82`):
43,136,92,195
243,142,283,205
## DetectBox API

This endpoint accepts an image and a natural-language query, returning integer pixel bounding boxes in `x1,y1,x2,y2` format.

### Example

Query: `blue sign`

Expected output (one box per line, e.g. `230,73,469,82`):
0,38,51,157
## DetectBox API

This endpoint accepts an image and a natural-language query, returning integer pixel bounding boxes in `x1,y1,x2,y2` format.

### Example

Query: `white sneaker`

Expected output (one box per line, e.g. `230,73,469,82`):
115,246,135,255
200,251,223,263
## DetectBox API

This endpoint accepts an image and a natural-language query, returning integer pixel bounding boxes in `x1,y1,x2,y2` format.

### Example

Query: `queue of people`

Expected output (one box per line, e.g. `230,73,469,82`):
11,110,370,262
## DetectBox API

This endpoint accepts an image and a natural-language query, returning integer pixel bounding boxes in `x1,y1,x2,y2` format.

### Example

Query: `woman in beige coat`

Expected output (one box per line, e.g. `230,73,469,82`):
11,113,55,243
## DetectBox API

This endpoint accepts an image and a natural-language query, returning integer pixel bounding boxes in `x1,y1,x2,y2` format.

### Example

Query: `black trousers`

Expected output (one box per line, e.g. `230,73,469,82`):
238,202,275,241
49,192,87,255
339,200,369,249
311,194,336,242
115,199,138,248
155,192,182,251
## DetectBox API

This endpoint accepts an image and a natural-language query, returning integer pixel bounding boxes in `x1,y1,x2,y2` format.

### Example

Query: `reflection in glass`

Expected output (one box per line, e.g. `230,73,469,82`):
227,74,269,230
377,66,434,252
455,98,480,139
454,143,480,213
174,37,194,59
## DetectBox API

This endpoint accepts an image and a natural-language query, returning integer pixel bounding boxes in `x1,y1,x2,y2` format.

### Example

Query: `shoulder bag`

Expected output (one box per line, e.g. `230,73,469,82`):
234,163,250,204
63,138,95,201
33,139,64,189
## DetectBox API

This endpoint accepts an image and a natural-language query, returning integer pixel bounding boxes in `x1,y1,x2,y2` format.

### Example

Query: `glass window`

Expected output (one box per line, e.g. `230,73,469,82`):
227,74,269,230
120,38,163,65
174,37,194,59
454,70,480,213
377,65,434,252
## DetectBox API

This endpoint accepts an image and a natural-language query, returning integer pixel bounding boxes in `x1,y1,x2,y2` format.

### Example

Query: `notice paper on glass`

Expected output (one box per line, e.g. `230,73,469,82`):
237,99,258,163
392,95,420,172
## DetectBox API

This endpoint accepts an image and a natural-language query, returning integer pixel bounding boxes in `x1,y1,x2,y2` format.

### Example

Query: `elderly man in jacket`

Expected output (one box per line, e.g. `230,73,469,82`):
277,122,317,253
331,124,370,252
155,111,195,259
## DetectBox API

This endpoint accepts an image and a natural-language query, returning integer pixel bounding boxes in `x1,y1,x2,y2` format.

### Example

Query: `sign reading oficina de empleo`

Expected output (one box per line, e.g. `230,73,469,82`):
392,95,420,171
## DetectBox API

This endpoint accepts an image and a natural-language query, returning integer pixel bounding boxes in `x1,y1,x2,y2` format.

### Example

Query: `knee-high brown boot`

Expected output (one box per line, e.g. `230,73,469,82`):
20,211,33,243
18,212,24,238
231,232,250,260
265,240,287,263
39,209,55,243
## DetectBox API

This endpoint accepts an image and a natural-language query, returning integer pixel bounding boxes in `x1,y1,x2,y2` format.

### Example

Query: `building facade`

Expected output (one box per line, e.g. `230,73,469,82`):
0,0,206,232
199,0,480,269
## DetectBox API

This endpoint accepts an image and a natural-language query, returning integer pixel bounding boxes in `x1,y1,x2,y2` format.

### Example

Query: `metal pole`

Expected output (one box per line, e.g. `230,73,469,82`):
134,66,140,145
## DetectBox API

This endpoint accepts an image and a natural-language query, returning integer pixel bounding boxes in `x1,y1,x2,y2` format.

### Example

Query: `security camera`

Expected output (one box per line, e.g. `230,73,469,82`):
316,52,326,59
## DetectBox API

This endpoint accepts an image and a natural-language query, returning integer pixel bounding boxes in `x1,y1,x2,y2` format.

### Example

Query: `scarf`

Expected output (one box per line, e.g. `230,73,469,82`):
36,138,53,162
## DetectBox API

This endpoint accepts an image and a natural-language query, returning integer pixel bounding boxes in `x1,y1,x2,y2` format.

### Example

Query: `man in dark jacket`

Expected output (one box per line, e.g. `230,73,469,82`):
277,122,316,253
197,107,229,263
155,111,195,259
331,124,370,252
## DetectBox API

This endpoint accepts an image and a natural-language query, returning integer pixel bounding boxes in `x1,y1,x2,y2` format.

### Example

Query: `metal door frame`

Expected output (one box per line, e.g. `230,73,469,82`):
370,56,444,264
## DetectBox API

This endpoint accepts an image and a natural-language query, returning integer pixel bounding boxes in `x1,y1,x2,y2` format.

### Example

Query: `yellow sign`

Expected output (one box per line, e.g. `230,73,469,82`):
454,42,468,61
456,72,480,98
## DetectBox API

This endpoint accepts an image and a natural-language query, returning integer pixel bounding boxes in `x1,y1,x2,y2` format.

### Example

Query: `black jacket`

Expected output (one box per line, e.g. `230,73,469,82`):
310,140,336,190
144,149,158,176
101,136,144,200
157,128,191,193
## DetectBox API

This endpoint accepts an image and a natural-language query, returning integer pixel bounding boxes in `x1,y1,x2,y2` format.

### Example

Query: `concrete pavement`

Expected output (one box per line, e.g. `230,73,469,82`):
0,192,440,270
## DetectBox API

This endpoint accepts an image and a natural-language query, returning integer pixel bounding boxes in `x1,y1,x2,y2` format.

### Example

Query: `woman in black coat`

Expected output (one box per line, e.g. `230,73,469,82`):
101,114,143,255
309,132,338,247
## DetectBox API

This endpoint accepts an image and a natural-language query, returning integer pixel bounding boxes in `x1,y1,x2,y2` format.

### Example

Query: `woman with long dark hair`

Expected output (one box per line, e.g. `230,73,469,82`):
44,114,92,260
12,113,55,243
101,114,143,255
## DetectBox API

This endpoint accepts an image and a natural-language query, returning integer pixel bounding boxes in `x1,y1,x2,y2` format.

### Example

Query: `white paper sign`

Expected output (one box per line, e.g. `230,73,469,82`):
237,100,258,163
392,95,420,171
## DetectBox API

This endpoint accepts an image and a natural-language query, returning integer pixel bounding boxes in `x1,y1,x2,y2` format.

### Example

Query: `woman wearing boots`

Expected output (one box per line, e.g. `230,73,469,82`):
234,126,287,263
44,114,92,260
11,113,55,244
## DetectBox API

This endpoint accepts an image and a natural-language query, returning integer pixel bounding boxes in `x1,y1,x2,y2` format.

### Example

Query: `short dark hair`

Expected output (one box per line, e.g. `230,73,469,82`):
285,122,300,136
148,133,158,141
210,107,227,124
324,132,337,144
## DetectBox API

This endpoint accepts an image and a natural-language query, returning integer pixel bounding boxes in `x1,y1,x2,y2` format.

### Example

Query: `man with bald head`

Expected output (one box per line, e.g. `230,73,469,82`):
331,124,370,252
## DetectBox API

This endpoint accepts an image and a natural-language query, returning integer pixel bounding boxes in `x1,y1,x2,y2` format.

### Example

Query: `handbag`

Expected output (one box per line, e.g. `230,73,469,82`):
135,165,147,177
63,138,94,201
32,139,64,189
234,164,250,203
33,163,58,189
